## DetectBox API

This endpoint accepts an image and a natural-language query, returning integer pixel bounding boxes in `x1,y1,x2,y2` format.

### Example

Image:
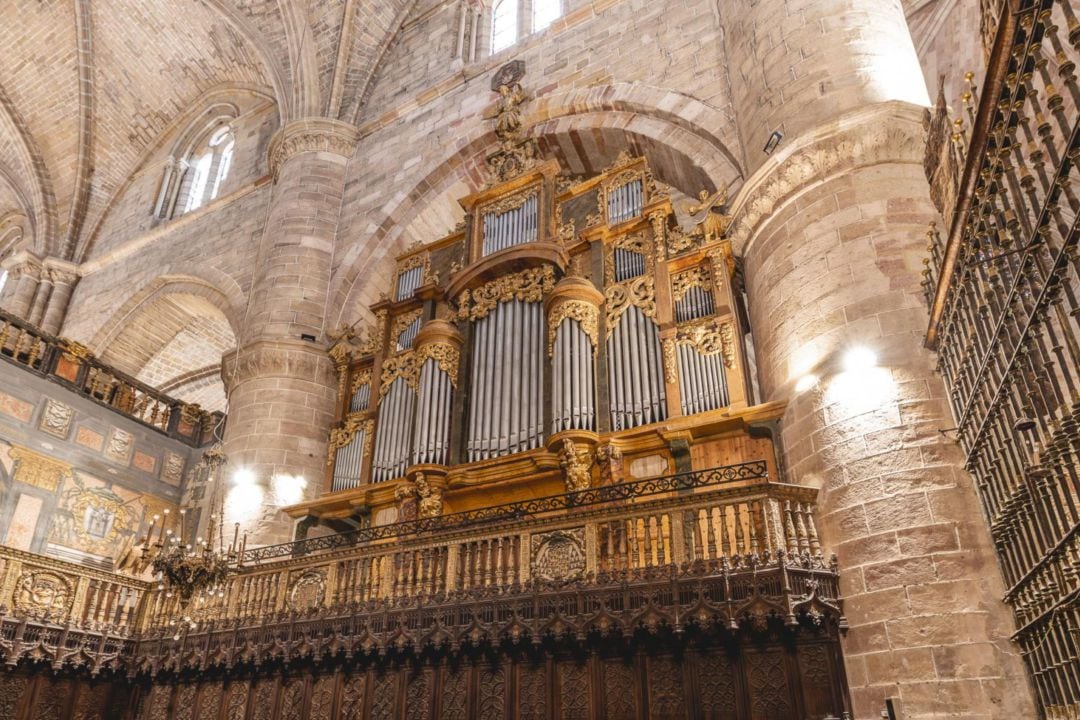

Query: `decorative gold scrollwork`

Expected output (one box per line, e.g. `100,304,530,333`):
327,413,366,466
14,569,73,617
671,266,715,302
547,300,599,356
675,318,737,368
415,342,461,388
390,309,423,348
350,368,372,396
604,276,656,335
379,352,419,396
662,338,677,384
456,265,556,321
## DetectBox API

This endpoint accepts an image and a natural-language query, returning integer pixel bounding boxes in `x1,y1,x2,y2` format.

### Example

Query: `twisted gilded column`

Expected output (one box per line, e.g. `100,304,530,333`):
222,118,358,545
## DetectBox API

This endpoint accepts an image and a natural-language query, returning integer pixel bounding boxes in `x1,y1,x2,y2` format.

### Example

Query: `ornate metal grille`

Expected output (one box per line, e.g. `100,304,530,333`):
923,1,1080,716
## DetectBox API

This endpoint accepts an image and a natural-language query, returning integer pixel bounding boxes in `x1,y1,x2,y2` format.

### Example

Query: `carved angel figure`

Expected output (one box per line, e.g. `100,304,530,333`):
492,83,526,143
595,444,625,486
559,439,593,492
415,473,444,519
686,187,731,243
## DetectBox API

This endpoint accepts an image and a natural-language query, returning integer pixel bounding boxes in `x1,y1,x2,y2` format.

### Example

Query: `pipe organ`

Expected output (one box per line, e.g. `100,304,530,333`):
319,152,759,523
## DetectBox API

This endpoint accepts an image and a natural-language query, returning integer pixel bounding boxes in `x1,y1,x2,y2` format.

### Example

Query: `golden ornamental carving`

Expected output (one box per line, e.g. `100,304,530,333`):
485,60,539,183
675,318,737,367
14,570,73,617
390,309,423,350
558,221,576,245
380,352,419,396
415,473,443,519
604,231,653,285
671,266,715,302
415,342,461,388
558,440,593,493
686,186,731,243
327,413,366,466
706,243,736,280
286,569,327,612
456,265,556,321
530,527,586,584
662,338,677,384
666,226,699,257
361,419,376,460
59,339,92,362
547,300,599,356
10,447,71,491
350,368,372,396
604,276,656,335
648,211,667,262
481,186,539,217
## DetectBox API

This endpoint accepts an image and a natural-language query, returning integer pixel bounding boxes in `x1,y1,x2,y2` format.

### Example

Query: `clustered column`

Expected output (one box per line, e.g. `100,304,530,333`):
222,118,358,545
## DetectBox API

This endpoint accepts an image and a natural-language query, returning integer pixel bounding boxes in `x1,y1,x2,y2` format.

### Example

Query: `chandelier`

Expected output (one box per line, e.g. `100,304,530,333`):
141,445,237,609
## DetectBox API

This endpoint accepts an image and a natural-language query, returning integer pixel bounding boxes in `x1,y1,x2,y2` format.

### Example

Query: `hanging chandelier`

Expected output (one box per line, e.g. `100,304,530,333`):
141,445,237,609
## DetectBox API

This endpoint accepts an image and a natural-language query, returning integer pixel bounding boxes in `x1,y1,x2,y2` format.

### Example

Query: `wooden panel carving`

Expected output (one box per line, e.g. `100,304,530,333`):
558,661,589,720
798,644,835,719
311,676,335,720
340,675,366,720
478,666,506,720
0,676,28,720
404,668,432,720
647,656,686,720
602,659,638,720
746,651,792,720
280,678,305,720
32,678,67,720
695,651,737,719
370,671,397,720
74,683,110,720
197,682,224,720
440,666,468,720
225,682,249,720
147,684,172,720
251,679,276,720
518,664,547,720
174,685,196,720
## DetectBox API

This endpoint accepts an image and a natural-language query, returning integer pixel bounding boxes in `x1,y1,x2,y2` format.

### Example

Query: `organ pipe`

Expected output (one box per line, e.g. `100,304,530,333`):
482,194,538,256
467,299,544,460
332,428,366,491
677,345,728,415
552,318,597,433
606,305,666,430
413,358,454,465
372,378,416,482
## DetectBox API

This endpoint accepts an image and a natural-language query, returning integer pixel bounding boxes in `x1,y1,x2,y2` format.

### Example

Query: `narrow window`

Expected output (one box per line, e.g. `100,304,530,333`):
491,0,518,52
183,153,213,213
533,0,560,31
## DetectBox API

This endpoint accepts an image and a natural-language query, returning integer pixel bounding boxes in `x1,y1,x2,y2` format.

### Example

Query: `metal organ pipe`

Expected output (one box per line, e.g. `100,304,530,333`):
552,318,597,433
467,300,544,461
677,344,729,415
607,306,666,430
372,378,416,482
413,358,453,465
332,427,365,491
481,195,538,256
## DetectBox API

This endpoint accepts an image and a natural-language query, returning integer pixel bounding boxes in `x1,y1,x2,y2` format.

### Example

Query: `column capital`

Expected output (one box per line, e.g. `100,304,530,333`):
42,258,79,286
267,118,359,180
2,250,43,278
222,337,337,390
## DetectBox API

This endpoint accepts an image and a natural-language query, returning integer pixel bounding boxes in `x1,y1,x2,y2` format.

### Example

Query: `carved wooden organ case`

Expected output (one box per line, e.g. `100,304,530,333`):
321,153,763,521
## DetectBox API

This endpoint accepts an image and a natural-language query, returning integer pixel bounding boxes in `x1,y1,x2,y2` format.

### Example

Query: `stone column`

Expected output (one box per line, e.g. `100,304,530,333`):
222,118,358,545
40,260,79,335
1,252,42,320
27,273,52,327
723,1,1034,717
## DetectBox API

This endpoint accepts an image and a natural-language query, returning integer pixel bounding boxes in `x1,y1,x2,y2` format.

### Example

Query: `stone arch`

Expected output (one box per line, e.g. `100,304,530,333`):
89,273,243,413
331,83,743,327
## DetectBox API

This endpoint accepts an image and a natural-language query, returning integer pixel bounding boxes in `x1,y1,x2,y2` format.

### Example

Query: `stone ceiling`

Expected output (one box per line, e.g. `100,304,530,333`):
0,0,418,263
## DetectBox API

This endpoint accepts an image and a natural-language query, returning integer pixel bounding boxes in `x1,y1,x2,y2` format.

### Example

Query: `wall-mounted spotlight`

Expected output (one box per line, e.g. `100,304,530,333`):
763,130,783,155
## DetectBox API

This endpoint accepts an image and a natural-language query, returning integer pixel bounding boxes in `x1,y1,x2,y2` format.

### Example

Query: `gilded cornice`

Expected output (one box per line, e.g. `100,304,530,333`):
456,265,556,321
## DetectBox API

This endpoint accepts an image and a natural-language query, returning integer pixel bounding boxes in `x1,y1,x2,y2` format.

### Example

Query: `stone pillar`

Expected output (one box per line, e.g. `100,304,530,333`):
27,273,52,327
723,1,1034,717
222,118,358,545
1,252,42,320
736,106,1033,718
40,260,78,335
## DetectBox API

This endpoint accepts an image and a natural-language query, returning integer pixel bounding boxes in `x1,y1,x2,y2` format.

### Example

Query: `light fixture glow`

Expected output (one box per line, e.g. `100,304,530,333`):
843,346,878,373
272,473,307,506
231,467,256,487
795,374,818,393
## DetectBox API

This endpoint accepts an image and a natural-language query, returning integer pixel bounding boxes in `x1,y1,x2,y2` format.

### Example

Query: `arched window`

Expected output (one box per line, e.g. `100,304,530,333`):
158,124,236,219
491,0,518,53
533,0,561,31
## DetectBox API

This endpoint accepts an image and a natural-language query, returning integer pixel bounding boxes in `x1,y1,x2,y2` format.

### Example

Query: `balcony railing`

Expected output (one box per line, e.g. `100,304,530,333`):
0,308,220,447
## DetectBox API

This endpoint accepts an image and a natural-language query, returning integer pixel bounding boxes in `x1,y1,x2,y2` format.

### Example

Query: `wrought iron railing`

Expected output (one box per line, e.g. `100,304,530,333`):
0,308,220,447
242,460,770,563
923,1,1080,716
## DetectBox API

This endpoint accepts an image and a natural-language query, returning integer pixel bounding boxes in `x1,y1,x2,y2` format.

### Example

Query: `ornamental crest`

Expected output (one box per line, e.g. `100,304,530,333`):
14,570,73,616
286,568,327,612
531,528,586,584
